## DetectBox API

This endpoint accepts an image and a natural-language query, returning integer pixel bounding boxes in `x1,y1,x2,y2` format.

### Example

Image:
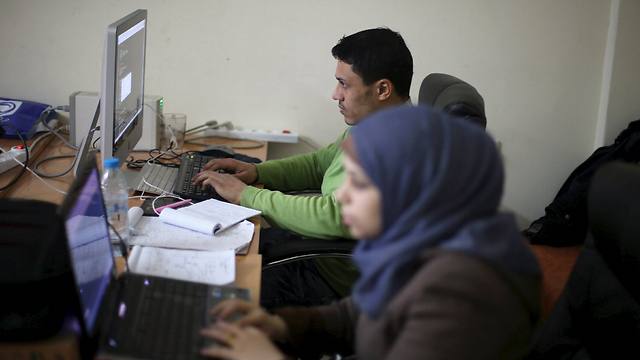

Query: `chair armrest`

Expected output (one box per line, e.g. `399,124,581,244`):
262,238,356,270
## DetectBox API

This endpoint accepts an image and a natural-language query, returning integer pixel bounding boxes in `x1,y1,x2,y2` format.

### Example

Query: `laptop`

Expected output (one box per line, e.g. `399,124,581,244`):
61,156,249,359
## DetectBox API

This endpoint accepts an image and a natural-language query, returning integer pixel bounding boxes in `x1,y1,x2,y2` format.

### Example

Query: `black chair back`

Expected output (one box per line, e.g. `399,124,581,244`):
418,73,487,128
588,161,640,302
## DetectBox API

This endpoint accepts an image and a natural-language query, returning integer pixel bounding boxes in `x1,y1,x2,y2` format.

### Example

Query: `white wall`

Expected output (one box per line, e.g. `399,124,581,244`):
0,0,614,223
604,0,640,144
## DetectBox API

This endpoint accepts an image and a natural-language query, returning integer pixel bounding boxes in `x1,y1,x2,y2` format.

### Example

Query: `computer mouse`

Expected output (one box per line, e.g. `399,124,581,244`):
199,145,235,158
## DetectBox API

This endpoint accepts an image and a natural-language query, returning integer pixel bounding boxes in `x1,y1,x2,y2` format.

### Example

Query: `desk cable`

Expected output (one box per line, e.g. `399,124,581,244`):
184,120,266,150
0,119,95,194
39,112,78,150
184,120,264,149
0,144,67,195
0,124,29,192
150,194,190,215
32,122,100,179
129,147,187,204
185,136,265,150
185,120,230,135
125,147,186,170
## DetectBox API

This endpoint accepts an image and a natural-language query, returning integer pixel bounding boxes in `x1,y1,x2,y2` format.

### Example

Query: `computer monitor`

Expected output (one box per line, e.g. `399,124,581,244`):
100,9,147,164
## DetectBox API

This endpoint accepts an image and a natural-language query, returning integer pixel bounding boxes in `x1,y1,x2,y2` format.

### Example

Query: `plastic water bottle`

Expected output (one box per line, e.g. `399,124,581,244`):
101,158,129,248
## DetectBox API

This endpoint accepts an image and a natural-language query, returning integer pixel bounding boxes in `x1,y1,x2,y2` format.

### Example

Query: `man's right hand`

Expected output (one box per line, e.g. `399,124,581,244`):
203,158,258,185
209,299,289,342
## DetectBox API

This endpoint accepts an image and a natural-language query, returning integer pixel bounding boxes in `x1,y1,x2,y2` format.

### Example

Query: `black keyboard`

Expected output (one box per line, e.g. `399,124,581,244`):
174,153,226,202
108,275,250,360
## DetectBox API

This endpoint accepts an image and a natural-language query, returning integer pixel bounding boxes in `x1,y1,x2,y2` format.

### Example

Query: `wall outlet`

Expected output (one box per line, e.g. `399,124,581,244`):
0,146,27,174
204,128,298,143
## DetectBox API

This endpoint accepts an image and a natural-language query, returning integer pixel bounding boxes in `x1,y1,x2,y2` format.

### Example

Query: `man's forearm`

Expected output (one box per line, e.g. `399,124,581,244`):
241,186,351,239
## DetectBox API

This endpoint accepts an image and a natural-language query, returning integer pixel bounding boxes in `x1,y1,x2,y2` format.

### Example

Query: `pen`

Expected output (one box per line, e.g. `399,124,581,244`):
156,199,193,213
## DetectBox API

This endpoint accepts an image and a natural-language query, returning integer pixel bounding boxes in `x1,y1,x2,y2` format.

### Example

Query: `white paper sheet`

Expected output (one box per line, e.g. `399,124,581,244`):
158,199,261,235
128,246,235,285
129,217,254,253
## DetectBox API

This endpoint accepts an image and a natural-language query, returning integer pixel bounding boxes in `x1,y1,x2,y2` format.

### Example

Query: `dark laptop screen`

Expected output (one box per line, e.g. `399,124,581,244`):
64,168,114,333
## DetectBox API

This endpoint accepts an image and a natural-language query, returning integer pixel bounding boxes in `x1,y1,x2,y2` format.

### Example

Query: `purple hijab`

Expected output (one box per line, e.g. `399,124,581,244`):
350,105,540,318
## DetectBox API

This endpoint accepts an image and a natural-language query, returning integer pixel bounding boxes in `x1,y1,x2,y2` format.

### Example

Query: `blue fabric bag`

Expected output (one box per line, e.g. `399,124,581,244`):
0,97,54,139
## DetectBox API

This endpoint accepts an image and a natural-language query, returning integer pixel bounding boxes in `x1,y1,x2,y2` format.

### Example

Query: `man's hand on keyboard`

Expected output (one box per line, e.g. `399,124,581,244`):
202,158,258,185
193,171,247,204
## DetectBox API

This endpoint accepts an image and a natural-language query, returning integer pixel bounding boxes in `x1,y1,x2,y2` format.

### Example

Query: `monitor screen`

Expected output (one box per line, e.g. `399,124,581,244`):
101,9,147,164
64,166,114,333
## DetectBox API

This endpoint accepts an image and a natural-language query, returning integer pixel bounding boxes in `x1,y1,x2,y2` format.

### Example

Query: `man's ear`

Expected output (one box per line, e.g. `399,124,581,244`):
375,79,394,101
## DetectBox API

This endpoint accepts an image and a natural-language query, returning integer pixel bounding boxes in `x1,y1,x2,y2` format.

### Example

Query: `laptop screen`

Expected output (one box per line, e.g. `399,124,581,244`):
64,167,115,333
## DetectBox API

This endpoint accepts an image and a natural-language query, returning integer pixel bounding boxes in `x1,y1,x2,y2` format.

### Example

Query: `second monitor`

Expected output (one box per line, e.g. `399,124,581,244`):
100,9,147,164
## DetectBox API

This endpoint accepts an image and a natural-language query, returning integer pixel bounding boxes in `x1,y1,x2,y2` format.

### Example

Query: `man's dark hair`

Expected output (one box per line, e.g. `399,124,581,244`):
332,28,413,99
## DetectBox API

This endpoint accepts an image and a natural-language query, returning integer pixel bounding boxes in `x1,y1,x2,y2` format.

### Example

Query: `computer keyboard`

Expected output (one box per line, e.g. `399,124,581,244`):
132,162,179,195
174,153,226,202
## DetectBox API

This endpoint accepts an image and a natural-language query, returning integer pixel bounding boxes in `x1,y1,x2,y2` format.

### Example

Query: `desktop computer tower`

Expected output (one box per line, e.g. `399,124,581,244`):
69,91,164,151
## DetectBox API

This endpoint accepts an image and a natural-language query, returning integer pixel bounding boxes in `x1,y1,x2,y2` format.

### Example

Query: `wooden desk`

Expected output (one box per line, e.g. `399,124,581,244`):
0,134,267,302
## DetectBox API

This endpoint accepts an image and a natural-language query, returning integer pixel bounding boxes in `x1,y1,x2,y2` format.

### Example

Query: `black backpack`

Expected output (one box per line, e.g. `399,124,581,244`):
0,198,75,341
524,119,640,246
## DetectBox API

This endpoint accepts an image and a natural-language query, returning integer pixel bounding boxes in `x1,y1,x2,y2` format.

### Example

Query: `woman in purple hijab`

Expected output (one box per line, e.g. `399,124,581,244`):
201,106,541,360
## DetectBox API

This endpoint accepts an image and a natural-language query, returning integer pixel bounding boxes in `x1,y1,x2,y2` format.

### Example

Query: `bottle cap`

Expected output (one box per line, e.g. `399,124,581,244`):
104,157,120,169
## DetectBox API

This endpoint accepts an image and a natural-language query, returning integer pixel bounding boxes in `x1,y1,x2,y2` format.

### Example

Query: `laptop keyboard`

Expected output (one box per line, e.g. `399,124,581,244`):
107,275,249,359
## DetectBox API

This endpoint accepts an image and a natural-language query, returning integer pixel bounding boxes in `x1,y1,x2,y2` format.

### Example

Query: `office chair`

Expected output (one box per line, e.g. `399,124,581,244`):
261,221,356,270
418,73,487,128
263,73,488,268
528,161,640,359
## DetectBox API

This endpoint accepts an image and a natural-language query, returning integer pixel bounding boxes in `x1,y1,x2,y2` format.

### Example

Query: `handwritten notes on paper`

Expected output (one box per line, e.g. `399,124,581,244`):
128,246,235,285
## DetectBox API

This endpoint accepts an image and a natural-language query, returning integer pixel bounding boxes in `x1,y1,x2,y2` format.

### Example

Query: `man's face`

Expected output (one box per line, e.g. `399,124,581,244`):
332,60,381,125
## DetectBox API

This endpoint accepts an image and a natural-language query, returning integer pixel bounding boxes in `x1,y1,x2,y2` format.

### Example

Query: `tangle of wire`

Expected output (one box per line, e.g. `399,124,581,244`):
125,147,192,169
0,124,30,192
124,145,192,211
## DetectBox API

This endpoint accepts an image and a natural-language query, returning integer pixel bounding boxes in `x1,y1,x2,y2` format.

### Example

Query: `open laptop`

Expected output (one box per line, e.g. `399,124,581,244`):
61,156,249,359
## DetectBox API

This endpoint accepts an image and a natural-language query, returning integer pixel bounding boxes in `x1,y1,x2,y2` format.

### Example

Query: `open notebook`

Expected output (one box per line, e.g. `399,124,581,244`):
158,198,260,235
129,199,260,253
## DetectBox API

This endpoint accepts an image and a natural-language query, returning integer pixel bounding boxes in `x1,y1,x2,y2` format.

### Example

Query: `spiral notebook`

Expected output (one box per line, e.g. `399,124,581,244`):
158,198,260,235
129,199,260,254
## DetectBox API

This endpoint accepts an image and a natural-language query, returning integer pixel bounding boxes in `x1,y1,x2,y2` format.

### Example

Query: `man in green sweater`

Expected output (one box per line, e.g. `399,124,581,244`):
193,28,413,307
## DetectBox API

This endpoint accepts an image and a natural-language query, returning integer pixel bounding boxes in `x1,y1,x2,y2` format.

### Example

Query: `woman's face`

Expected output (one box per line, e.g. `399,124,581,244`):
336,154,382,240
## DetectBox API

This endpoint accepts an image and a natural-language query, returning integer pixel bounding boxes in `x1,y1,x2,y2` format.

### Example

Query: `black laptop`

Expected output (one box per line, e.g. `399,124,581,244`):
61,156,249,359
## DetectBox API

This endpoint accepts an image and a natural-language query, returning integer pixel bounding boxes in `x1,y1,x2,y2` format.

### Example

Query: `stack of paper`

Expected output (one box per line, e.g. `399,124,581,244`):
127,199,261,285
129,199,260,252
128,247,236,286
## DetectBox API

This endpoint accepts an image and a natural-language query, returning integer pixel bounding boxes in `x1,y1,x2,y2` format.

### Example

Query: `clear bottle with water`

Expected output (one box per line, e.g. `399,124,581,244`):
101,158,129,249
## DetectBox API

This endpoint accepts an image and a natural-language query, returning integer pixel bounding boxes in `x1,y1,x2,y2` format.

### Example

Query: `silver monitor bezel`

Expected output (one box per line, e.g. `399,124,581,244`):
100,9,147,164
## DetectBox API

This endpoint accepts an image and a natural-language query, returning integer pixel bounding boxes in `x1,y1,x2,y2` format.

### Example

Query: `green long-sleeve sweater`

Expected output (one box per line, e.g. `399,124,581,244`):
239,129,358,296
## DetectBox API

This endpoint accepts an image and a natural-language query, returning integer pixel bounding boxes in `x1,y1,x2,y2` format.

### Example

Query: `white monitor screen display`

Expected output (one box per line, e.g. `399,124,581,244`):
114,19,145,144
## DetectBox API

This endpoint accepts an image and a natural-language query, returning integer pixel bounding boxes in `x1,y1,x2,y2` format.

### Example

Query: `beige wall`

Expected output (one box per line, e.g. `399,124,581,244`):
0,0,616,223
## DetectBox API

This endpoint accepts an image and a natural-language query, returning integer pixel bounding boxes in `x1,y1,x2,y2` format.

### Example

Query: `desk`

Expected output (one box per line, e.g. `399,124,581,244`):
0,134,267,302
